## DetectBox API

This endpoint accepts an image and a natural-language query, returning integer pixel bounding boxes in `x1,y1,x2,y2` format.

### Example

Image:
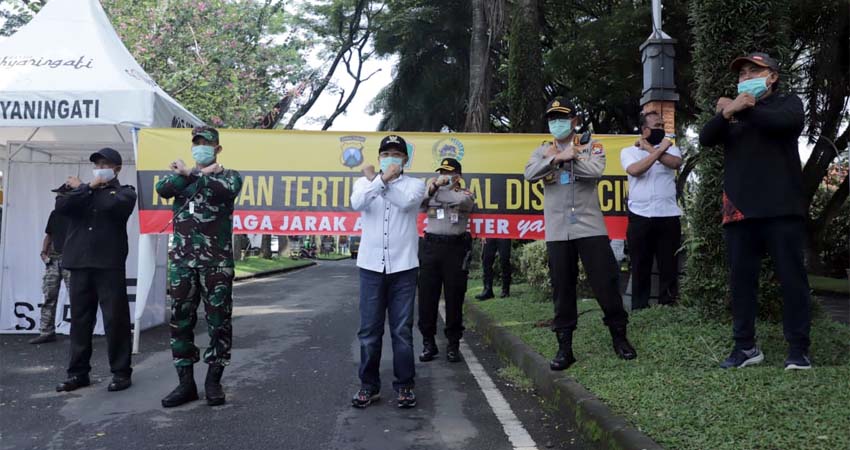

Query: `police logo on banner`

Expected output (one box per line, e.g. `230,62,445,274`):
432,137,464,166
340,135,366,168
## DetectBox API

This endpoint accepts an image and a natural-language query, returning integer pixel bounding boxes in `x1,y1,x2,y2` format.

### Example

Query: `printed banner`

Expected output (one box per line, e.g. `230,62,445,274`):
137,129,638,239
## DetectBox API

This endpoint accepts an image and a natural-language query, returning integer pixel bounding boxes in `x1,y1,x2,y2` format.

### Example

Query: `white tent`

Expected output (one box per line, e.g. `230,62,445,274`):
0,0,202,352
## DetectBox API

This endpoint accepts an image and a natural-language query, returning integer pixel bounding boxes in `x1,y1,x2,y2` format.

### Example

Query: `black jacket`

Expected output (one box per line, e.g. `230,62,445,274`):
699,92,806,222
55,179,137,269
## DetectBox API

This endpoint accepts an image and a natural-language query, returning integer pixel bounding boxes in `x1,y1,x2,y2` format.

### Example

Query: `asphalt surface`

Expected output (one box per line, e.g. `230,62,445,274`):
0,259,588,450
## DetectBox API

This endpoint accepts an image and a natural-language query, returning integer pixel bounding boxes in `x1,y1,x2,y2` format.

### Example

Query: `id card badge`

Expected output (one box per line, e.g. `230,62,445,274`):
189,201,195,214
436,208,445,220
568,208,578,224
450,212,459,224
559,171,571,185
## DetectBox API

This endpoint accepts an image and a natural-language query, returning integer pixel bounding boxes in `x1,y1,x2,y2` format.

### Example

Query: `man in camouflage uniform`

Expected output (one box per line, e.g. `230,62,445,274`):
156,126,243,408
30,185,73,345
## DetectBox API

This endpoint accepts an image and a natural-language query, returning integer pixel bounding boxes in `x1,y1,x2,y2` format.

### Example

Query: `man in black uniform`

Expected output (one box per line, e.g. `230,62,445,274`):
475,239,511,300
54,147,137,392
418,158,474,363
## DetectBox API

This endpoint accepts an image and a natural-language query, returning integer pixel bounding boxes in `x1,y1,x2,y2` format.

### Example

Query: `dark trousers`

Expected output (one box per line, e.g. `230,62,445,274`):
482,238,511,290
418,235,471,343
67,268,132,378
725,217,811,351
626,212,681,309
547,236,629,332
358,267,418,392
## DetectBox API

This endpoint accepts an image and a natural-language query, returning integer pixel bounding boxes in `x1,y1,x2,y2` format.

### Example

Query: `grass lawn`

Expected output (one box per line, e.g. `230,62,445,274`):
234,256,314,278
809,274,850,295
316,253,351,261
470,281,850,450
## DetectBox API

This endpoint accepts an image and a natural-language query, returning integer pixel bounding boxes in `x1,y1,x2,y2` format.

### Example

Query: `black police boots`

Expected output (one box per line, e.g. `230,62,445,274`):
205,364,226,406
419,336,439,362
550,331,577,371
446,341,462,363
499,284,510,298
161,366,199,408
610,326,637,360
475,283,495,301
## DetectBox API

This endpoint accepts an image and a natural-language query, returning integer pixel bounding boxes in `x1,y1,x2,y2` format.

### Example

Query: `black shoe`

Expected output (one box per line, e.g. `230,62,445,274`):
475,288,495,301
720,347,764,369
351,388,380,408
107,376,132,392
499,288,510,298
610,326,637,360
550,331,576,371
56,375,90,392
784,349,811,371
446,342,462,363
161,366,199,408
29,333,56,344
397,387,416,409
419,337,439,362
205,364,226,406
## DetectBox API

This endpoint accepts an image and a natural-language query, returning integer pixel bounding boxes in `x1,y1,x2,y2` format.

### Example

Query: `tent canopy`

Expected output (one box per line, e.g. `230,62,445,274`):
0,0,203,148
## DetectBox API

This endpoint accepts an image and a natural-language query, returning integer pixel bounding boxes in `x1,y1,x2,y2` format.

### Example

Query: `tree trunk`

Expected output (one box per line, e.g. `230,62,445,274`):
507,0,543,133
465,0,491,133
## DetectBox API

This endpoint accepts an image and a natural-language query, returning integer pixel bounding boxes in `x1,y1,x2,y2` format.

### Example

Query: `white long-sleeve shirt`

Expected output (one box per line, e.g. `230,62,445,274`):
351,174,426,274
620,145,682,218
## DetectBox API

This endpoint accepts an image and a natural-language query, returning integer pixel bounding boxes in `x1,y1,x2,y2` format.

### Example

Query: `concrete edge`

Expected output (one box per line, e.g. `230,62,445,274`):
233,261,317,282
466,303,663,450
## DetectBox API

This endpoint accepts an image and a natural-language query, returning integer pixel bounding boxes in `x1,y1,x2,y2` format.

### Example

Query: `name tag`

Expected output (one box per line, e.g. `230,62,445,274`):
436,208,445,220
450,212,459,224
189,202,195,214
559,171,571,185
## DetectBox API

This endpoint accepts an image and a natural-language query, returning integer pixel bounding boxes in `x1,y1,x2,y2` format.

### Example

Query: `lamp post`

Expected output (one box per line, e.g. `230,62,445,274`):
640,0,678,135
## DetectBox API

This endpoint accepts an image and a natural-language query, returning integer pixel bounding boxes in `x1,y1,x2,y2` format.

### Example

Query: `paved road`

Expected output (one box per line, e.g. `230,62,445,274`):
0,260,588,450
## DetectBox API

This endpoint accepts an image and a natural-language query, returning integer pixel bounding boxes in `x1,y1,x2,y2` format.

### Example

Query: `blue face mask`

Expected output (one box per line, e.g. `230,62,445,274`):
380,156,404,173
92,168,115,182
738,77,769,98
192,145,216,165
548,119,574,140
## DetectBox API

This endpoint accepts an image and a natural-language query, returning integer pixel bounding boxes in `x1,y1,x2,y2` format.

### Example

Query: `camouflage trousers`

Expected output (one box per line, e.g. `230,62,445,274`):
169,265,234,367
41,256,71,334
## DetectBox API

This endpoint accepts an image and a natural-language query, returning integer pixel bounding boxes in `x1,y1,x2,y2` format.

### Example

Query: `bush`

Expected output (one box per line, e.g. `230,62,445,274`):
517,240,594,302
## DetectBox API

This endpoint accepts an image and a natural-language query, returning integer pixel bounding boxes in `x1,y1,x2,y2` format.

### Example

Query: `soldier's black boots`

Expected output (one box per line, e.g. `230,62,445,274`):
205,364,226,406
475,284,495,301
446,341,462,363
610,326,637,360
550,331,576,371
419,336,439,362
161,366,199,408
499,285,510,298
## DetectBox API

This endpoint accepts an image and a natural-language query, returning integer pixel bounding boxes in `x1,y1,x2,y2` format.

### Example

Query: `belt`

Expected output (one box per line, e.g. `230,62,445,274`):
424,232,469,243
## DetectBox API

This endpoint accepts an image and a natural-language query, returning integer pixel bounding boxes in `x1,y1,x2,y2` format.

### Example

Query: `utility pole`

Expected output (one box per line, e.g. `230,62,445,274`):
639,0,678,135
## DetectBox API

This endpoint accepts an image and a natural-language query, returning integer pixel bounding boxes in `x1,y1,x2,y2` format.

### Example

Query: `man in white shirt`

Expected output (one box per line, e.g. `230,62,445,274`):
620,111,683,310
350,135,426,409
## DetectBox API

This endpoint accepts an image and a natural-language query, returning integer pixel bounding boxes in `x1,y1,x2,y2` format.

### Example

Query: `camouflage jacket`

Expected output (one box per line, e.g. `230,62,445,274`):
156,168,243,268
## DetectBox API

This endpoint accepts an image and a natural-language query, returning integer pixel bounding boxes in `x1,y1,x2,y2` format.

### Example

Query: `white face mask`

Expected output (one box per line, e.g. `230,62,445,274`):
92,168,115,182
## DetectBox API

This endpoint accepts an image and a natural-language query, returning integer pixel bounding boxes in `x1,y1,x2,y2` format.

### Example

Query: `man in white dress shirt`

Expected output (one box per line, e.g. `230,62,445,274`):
350,134,426,409
620,111,683,310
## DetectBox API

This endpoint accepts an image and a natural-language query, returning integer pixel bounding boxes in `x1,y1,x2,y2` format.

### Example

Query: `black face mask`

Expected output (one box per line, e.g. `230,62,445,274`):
646,128,665,146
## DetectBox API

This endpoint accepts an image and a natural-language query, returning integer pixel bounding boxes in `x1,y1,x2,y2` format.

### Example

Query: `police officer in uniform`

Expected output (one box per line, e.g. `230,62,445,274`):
418,158,474,363
524,97,637,371
55,147,137,392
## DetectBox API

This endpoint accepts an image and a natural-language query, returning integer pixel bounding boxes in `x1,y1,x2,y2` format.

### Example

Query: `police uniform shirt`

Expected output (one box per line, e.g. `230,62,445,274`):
524,138,608,242
620,145,682,218
423,185,474,236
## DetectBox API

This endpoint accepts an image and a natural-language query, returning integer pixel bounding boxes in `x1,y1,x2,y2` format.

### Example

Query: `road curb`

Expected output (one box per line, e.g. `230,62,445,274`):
233,261,317,282
466,303,663,450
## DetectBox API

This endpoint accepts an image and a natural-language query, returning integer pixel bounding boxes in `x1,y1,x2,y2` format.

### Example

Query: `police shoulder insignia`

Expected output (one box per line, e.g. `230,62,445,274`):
591,142,605,156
